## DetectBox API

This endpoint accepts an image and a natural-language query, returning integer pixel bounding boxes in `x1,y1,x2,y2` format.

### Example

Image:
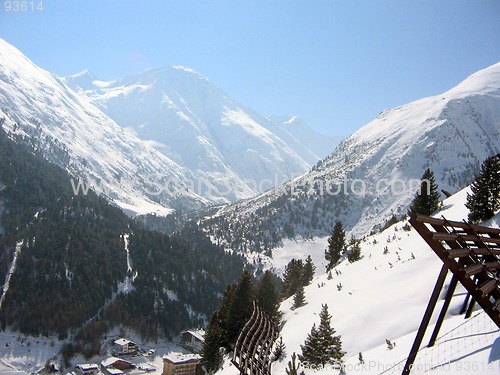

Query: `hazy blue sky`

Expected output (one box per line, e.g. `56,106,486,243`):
1,0,499,137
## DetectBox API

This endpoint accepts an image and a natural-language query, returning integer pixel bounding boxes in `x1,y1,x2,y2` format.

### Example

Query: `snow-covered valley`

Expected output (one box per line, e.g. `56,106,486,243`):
0,35,499,375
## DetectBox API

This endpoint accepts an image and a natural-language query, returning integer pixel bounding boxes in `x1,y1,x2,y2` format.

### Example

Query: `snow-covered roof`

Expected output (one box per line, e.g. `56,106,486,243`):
183,329,205,342
113,338,136,346
163,353,201,364
101,357,133,368
75,363,99,371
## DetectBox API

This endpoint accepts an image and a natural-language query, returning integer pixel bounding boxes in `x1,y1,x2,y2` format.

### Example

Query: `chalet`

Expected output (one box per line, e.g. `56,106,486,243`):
162,354,201,375
179,330,205,353
75,363,99,375
113,338,139,355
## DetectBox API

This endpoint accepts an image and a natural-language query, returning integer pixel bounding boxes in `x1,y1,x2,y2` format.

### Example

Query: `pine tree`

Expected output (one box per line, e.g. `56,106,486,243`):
225,271,255,346
302,255,316,286
408,168,440,216
286,352,305,375
316,304,344,367
256,270,282,325
465,154,500,223
358,352,364,364
292,285,306,310
299,323,321,368
347,235,362,263
386,339,394,350
325,221,346,271
273,336,286,361
200,310,224,374
282,258,304,299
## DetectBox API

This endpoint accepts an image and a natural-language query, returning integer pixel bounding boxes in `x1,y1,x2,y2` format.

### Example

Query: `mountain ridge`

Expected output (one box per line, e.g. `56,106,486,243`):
0,38,334,216
62,65,337,193
199,62,500,252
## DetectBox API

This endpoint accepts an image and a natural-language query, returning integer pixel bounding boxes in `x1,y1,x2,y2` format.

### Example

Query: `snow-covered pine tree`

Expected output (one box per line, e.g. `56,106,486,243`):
408,168,440,216
466,154,500,223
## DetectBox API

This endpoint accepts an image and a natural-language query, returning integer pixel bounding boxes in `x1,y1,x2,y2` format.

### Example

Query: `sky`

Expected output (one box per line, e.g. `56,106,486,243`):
0,0,500,137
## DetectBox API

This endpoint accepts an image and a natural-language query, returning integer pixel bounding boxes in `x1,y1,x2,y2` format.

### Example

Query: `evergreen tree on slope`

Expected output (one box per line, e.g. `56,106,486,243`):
302,255,316,285
408,168,440,216
281,258,304,299
317,304,344,367
256,270,282,324
325,222,346,271
299,323,321,369
347,235,362,263
466,154,500,223
299,304,344,368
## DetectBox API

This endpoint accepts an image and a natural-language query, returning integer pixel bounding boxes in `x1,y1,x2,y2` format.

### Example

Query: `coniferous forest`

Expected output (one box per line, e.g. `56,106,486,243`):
0,129,244,353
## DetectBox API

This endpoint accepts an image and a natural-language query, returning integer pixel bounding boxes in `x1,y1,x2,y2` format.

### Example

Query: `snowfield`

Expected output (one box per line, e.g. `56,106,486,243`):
213,187,500,375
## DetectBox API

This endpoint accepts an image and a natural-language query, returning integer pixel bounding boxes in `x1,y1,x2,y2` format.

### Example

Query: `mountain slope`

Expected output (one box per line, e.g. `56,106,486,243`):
200,62,500,251
0,38,216,215
275,188,500,374
214,187,500,374
0,128,244,343
63,67,336,199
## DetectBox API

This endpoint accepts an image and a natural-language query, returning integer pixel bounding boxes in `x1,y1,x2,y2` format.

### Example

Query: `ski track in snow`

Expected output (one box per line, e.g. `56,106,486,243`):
0,242,22,312
123,233,132,273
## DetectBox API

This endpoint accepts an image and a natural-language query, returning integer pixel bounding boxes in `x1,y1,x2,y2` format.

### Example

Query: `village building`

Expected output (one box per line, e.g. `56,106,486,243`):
75,363,99,375
100,357,135,375
162,354,201,375
113,338,140,355
179,330,205,353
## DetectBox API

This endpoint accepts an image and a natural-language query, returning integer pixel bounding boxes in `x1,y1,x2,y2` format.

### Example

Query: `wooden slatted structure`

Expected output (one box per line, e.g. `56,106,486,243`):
232,301,279,375
402,214,500,375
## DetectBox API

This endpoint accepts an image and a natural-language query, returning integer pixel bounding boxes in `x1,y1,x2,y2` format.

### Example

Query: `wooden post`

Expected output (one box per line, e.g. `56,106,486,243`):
402,264,448,375
428,274,458,347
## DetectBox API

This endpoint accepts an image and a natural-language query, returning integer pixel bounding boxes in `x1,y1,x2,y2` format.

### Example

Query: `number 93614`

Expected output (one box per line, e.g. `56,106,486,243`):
4,1,43,12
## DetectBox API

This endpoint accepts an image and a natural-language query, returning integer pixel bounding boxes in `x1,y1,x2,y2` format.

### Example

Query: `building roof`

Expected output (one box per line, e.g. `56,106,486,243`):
75,363,99,371
163,354,201,365
113,338,136,347
183,330,205,342
101,357,134,368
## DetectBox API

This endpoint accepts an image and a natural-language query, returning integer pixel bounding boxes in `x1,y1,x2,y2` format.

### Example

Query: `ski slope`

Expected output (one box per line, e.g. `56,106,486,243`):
216,187,500,375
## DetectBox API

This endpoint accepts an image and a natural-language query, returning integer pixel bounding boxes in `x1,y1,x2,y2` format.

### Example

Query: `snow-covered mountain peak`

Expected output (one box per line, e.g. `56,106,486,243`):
63,64,335,198
0,37,219,215
63,69,99,91
445,61,500,98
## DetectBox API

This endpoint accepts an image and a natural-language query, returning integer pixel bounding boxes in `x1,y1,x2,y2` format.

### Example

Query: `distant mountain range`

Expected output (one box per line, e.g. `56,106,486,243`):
200,62,500,251
0,38,334,215
1,36,499,253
